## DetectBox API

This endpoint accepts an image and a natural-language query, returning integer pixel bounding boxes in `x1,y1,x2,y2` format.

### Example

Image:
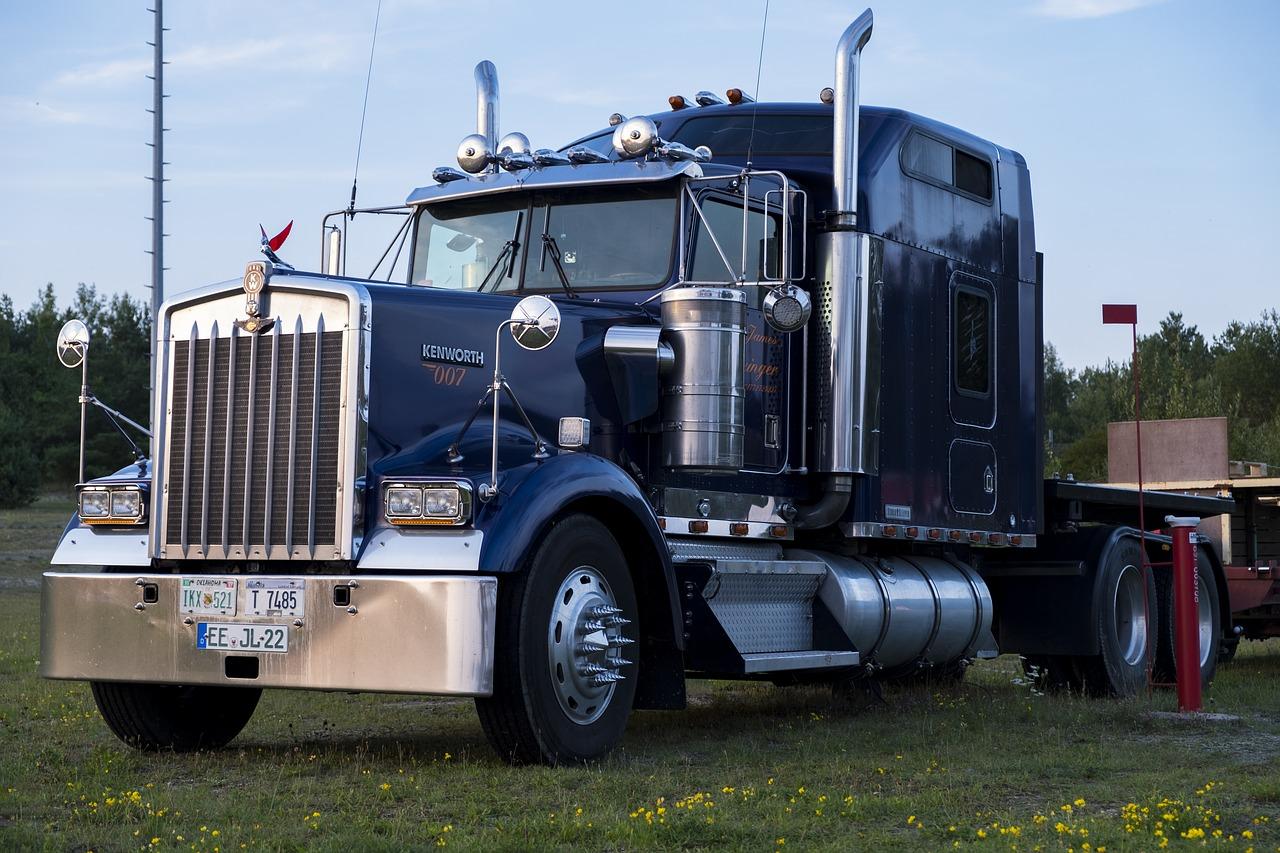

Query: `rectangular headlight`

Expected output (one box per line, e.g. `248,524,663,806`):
383,481,471,526
78,485,146,525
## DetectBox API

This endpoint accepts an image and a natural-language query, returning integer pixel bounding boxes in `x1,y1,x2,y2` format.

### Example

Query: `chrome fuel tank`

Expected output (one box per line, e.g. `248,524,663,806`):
792,549,996,673
660,287,746,470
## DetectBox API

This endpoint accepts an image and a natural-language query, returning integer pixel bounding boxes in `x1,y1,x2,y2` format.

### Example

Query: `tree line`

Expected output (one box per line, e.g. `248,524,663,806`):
0,286,1277,507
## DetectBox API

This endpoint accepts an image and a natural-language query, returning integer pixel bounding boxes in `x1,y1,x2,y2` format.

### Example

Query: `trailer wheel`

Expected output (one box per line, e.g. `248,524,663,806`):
90,682,261,751
1074,536,1156,697
1153,548,1221,688
476,514,638,765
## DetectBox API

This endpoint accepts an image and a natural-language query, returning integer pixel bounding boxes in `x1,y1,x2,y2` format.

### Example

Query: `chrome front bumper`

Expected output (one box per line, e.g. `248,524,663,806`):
40,572,496,696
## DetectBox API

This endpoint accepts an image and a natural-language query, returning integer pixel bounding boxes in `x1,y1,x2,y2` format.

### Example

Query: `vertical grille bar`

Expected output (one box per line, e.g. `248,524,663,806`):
200,322,217,554
308,314,324,557
286,317,301,555
264,321,280,549
221,324,238,554
242,331,259,554
180,322,197,556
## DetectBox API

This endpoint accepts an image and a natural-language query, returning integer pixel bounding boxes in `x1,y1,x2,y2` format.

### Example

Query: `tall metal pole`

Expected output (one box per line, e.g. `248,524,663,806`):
146,1,166,438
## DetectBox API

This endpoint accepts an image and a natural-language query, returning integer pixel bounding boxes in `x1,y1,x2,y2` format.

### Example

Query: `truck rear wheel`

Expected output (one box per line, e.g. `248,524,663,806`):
475,514,639,765
1074,536,1156,698
90,682,261,751
1153,548,1221,688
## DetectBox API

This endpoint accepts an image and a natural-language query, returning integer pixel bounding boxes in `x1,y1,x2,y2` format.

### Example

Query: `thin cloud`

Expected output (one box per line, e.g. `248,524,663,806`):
55,35,355,87
1035,0,1169,19
0,95,89,125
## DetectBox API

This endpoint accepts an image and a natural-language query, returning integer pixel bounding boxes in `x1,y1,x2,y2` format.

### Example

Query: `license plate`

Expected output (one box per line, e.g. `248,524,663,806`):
180,578,237,615
243,579,305,617
197,622,289,653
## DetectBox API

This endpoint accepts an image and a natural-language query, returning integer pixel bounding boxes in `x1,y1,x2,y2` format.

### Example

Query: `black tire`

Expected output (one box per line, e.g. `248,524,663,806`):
90,682,261,751
1152,547,1221,688
475,514,639,765
1073,535,1156,698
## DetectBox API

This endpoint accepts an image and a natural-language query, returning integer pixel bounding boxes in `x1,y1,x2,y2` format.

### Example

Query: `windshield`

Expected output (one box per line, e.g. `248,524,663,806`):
411,186,677,292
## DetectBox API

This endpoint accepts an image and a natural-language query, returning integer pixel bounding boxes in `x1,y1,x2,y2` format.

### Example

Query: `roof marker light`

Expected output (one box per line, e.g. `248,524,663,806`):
668,95,690,110
433,166,469,184
532,149,572,167
608,112,627,126
726,88,755,104
566,147,609,164
819,87,835,104
695,91,724,106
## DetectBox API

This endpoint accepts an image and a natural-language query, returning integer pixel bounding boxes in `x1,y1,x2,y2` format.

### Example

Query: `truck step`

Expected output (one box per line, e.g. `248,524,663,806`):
741,650,860,673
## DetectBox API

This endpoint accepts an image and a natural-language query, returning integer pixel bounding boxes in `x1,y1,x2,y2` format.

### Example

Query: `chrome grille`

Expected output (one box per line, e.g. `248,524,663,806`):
161,315,346,560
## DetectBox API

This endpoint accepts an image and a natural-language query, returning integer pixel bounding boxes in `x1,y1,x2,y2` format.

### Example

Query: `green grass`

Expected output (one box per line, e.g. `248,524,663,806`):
2,502,1278,851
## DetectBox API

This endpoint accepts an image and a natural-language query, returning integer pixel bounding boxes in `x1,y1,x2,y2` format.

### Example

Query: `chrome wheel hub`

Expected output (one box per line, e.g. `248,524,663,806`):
547,566,633,726
1197,570,1214,669
1114,563,1148,667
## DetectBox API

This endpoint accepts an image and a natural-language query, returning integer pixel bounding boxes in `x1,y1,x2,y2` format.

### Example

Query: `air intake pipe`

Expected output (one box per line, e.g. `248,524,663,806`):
475,60,499,174
796,8,875,529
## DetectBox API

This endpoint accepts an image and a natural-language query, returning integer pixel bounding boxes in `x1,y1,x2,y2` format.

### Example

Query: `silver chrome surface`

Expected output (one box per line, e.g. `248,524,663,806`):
1197,568,1214,668
660,487,792,526
800,549,997,672
839,521,1038,548
762,284,812,333
741,650,859,673
613,116,659,159
356,527,483,571
457,133,492,175
660,288,746,470
497,131,530,156
51,526,151,567
153,275,371,561
509,295,561,351
663,519,791,541
831,9,873,228
695,91,725,107
1113,561,1148,667
57,319,90,368
40,572,496,695
815,232,880,474
670,539,783,564
474,60,499,174
702,560,826,654
547,566,632,725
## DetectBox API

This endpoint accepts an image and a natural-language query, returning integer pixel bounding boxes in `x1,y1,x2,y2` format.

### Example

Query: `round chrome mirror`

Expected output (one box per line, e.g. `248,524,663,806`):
497,131,531,156
762,284,812,333
456,133,492,174
612,116,658,159
509,295,561,351
56,319,90,368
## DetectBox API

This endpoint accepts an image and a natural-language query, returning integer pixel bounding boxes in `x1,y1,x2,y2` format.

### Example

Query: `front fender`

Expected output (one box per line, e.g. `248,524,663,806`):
477,453,682,651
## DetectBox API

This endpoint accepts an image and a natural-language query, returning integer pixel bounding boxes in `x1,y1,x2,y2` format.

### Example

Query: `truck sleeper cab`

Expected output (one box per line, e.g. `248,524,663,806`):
41,8,1233,765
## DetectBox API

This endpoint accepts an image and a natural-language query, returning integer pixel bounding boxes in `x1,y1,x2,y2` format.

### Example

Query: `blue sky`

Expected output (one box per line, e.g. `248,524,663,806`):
1,0,1276,369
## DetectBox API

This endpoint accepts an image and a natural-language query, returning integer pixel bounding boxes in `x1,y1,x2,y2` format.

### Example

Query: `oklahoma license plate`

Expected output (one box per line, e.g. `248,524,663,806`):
197,622,288,653
243,578,305,617
180,578,237,615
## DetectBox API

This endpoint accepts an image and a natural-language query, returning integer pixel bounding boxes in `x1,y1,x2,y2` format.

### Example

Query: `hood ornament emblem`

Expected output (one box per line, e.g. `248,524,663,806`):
235,260,275,334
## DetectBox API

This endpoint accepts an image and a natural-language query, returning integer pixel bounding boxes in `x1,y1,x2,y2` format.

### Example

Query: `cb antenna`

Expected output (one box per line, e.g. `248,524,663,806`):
744,0,770,170
348,0,383,217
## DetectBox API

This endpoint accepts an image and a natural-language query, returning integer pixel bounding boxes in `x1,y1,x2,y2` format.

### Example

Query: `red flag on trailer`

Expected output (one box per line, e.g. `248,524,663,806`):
1102,304,1137,325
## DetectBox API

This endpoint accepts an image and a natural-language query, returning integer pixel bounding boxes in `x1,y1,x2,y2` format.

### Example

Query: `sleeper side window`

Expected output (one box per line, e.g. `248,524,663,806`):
953,284,992,397
901,130,993,203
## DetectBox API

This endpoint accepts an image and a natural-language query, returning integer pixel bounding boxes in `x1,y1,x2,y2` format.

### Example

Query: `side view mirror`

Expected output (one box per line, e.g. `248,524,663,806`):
509,295,561,351
57,319,90,368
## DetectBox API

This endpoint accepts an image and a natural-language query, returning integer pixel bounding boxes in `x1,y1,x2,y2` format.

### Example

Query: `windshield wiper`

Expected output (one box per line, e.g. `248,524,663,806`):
539,232,578,299
477,211,523,293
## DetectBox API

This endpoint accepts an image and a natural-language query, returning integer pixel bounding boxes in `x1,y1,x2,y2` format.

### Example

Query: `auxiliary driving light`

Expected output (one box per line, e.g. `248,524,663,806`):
383,481,473,526
762,284,813,333
77,484,146,525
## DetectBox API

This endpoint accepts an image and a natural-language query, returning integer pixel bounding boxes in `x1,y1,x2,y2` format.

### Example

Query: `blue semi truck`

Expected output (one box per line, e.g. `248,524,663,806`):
42,9,1233,764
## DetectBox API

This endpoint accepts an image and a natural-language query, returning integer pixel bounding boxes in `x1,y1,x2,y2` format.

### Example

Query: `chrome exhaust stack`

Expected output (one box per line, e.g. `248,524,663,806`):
800,8,877,526
474,60,499,174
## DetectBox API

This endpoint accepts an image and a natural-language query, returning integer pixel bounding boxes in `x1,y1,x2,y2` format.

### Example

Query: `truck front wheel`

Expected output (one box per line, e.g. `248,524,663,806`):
476,514,639,765
90,682,261,751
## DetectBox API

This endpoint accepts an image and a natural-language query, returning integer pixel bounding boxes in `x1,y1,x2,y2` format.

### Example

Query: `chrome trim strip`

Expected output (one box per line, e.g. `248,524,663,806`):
741,650,859,673
180,322,196,556
839,521,1037,548
242,329,259,556
308,313,324,558
357,527,483,571
286,316,301,555
40,572,496,696
222,324,238,554
201,322,217,555
51,527,151,567
662,518,791,541
264,321,279,546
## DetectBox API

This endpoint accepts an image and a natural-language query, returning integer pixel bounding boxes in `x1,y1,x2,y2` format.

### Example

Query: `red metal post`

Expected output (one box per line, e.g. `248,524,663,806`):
1166,515,1202,712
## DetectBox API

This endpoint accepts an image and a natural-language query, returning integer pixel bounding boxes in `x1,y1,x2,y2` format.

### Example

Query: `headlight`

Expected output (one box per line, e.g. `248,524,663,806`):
78,484,146,525
383,481,472,526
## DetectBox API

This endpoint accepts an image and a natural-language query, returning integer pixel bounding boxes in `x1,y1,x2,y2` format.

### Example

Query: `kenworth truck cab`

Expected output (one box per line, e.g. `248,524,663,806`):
42,10,1233,764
